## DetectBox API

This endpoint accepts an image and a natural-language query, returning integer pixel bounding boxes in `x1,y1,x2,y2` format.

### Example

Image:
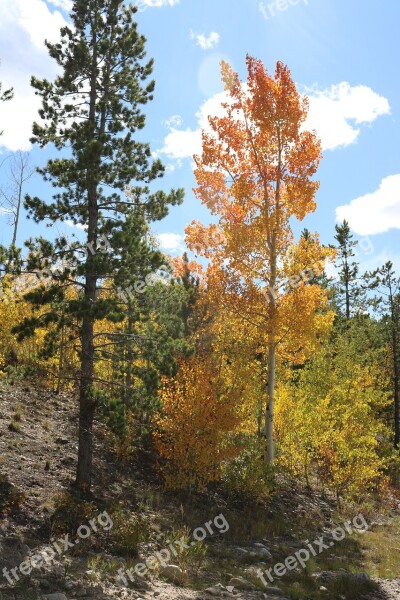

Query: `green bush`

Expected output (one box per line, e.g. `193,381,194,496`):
221,437,275,501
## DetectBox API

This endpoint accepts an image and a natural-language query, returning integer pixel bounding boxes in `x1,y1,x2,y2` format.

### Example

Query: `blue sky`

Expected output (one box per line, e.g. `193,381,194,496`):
0,0,399,273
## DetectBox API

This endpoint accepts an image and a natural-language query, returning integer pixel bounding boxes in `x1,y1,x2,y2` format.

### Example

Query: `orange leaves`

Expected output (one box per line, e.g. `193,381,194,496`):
189,57,322,267
154,355,242,490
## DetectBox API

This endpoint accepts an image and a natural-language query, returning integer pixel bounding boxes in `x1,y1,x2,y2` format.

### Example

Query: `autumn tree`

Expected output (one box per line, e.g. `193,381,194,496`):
275,323,392,499
186,57,333,465
18,0,183,493
154,293,258,491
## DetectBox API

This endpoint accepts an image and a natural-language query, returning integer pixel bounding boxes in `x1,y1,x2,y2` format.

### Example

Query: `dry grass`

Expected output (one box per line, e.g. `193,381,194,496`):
360,516,400,579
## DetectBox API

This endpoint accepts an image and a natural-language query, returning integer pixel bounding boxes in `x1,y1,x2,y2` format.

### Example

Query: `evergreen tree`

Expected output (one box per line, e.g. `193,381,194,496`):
111,204,167,411
365,261,400,448
333,220,363,318
17,0,183,494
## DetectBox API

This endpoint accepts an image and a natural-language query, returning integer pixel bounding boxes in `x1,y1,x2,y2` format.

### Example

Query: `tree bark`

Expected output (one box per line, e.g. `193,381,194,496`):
392,327,399,449
125,301,134,411
265,338,276,464
75,11,99,494
265,245,277,466
388,277,400,449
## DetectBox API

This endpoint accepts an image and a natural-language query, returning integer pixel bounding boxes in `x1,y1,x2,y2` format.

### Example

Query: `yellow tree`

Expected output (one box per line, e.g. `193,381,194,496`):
186,57,333,464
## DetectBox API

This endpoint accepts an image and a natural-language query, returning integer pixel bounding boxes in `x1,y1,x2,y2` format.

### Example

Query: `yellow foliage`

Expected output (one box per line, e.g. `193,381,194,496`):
275,345,391,498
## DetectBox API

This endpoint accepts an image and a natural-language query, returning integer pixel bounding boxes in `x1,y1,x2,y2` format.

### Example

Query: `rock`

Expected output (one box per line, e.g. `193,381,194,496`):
43,594,68,600
159,564,184,584
205,585,224,596
320,586,328,592
257,547,273,559
130,574,151,590
0,535,30,569
234,547,249,561
228,576,253,590
64,579,76,590
315,570,343,583
353,572,370,582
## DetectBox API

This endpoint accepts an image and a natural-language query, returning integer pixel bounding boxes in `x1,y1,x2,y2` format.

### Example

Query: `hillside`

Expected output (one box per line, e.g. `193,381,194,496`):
1,379,400,600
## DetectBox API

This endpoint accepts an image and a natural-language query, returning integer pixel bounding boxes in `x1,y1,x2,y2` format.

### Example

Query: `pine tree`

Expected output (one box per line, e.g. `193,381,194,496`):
333,220,363,318
365,261,400,448
111,204,167,411
18,0,183,494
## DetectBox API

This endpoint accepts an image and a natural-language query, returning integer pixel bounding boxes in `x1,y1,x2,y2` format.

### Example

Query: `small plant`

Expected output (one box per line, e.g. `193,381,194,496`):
161,526,208,577
49,491,97,546
8,580,40,599
87,555,121,580
13,406,24,422
8,420,21,432
107,504,149,558
221,437,275,502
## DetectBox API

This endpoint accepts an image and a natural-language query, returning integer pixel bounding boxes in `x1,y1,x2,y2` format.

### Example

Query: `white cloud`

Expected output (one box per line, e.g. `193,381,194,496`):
157,233,185,252
137,0,180,9
163,114,183,129
65,219,87,231
336,174,400,236
160,90,229,160
162,128,202,160
46,0,73,12
190,30,220,50
0,0,67,152
3,0,67,51
159,81,390,165
305,82,390,151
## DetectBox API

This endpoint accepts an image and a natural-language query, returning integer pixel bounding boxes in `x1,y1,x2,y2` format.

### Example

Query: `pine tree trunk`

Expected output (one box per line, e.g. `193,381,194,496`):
125,302,133,411
76,227,97,493
76,321,95,492
344,250,350,319
391,301,400,448
75,14,99,494
393,335,399,449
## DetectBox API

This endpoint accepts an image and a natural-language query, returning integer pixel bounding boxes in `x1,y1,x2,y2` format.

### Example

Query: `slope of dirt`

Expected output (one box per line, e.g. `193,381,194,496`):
0,379,399,600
